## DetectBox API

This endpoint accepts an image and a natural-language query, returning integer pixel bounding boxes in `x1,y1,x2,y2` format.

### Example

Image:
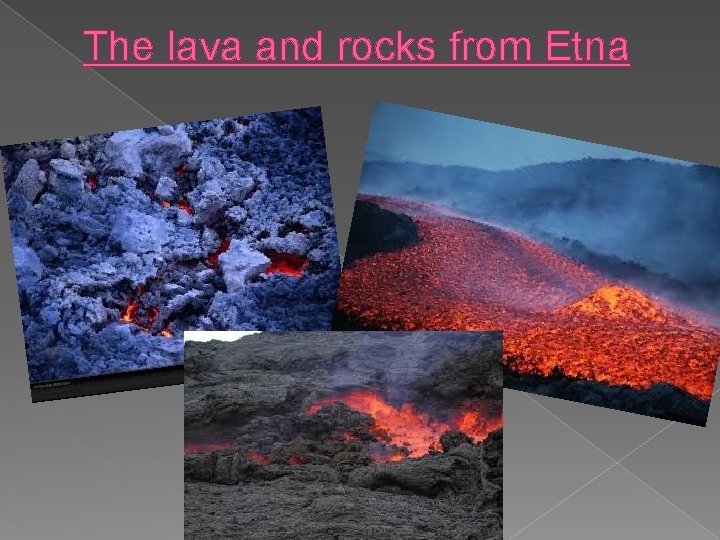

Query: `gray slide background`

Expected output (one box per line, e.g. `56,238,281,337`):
0,1,718,538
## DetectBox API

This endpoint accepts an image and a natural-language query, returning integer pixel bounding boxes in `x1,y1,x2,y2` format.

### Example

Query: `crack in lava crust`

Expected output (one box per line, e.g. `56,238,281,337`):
336,195,720,401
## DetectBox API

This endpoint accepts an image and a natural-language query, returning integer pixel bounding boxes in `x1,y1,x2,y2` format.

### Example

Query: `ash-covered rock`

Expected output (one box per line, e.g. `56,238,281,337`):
2,108,340,384
218,240,270,293
185,332,503,539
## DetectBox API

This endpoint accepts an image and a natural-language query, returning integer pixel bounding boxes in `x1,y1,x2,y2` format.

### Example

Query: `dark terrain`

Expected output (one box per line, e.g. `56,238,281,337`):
184,331,504,539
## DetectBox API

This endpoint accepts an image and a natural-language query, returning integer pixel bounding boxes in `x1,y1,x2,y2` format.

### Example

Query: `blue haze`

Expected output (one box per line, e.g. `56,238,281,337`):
365,101,693,170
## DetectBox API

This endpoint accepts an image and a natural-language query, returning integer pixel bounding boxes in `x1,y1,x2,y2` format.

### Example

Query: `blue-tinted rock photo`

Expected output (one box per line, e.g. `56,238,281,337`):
1,107,340,385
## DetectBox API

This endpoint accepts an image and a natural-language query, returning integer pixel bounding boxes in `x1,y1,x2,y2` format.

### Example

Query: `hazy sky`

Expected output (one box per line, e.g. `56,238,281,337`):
184,331,260,342
365,102,692,171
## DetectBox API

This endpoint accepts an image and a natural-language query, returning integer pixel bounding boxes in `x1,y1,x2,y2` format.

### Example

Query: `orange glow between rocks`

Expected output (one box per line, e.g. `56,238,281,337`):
265,251,308,277
118,292,173,338
308,389,502,462
120,301,139,324
208,239,231,270
178,200,192,214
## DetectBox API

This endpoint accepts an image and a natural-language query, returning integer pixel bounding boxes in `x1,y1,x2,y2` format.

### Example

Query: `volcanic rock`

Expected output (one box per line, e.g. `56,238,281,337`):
13,244,43,288
347,447,478,497
110,208,169,254
9,158,45,202
48,158,85,196
155,175,177,199
187,170,256,225
440,430,473,451
184,332,503,539
226,205,248,224
218,240,271,293
504,366,711,425
261,231,310,256
103,127,192,178
59,141,76,159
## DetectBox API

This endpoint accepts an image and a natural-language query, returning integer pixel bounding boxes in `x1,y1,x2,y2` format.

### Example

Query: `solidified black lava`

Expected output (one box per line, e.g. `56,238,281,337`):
184,331,503,540
503,364,711,426
331,308,368,331
342,200,419,268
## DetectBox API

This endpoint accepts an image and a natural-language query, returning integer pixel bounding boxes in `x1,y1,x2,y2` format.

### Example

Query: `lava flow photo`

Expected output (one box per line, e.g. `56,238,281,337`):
1,107,340,390
184,331,503,539
333,101,720,426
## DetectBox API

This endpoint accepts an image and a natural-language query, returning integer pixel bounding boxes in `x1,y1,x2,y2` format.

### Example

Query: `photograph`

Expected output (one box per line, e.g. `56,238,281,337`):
1,106,340,398
184,330,503,539
333,101,720,426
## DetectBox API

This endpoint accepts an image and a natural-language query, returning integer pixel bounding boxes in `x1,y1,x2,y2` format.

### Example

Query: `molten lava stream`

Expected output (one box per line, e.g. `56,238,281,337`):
454,405,504,441
337,194,720,402
308,389,501,462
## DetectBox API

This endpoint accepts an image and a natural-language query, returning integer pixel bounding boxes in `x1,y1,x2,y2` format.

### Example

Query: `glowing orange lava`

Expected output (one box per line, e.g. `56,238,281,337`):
336,195,720,401
308,389,501,462
208,239,231,270
265,251,307,277
159,198,191,214
454,403,504,441
160,327,174,338
120,301,139,323
559,284,669,323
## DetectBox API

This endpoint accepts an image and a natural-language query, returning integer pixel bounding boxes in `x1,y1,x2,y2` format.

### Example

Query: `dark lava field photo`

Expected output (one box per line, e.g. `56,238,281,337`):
1,107,340,387
333,101,720,426
184,331,504,539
